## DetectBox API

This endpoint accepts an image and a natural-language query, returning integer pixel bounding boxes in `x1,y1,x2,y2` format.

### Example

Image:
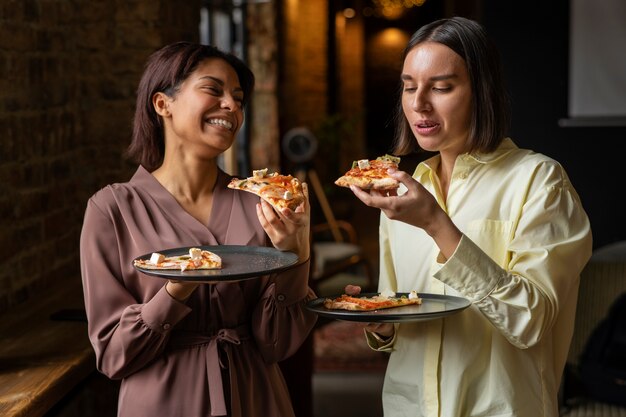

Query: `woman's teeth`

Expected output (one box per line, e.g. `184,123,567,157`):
207,118,233,130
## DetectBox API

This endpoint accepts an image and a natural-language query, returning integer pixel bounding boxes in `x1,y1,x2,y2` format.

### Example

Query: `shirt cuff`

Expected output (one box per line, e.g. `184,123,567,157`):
140,286,192,334
434,235,506,302
365,328,396,352
272,258,311,306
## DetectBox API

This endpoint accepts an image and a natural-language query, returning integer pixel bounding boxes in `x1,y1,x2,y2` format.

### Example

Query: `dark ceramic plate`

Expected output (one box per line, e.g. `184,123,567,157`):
133,245,299,283
306,292,471,323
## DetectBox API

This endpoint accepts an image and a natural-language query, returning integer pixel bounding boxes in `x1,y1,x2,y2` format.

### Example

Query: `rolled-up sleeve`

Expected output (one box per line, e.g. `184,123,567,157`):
435,162,592,348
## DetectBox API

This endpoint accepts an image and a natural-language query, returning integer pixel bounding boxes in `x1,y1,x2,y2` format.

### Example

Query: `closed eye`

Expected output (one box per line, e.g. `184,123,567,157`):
204,86,221,94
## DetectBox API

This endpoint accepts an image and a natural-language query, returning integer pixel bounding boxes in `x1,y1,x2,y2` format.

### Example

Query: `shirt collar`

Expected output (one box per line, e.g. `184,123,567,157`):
414,137,517,179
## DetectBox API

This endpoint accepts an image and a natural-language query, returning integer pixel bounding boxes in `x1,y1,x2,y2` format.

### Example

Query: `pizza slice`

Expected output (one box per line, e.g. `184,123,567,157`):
335,154,401,190
227,168,305,211
323,290,422,311
134,247,222,271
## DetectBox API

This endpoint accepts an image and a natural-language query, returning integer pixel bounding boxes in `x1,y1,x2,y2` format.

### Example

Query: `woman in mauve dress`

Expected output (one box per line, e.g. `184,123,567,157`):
79,41,317,417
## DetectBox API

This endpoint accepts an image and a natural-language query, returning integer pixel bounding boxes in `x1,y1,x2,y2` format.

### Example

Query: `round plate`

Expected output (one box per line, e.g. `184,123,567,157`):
306,292,471,323
132,245,299,283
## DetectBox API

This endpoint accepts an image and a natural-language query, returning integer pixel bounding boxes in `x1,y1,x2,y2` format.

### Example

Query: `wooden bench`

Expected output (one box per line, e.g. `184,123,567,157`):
0,278,95,417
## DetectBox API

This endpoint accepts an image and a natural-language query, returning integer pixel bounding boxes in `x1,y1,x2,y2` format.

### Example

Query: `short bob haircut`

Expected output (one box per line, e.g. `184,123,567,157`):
126,41,255,171
392,17,510,156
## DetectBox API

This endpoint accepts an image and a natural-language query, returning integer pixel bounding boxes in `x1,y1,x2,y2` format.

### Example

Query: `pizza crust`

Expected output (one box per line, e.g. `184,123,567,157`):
334,175,399,190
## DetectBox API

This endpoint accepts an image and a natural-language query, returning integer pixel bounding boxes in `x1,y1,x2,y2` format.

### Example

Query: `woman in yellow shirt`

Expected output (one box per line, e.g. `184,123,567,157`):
350,17,592,417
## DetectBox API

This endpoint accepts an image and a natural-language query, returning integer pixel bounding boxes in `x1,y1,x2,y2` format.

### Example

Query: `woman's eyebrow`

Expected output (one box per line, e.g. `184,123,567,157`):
198,75,243,93
198,75,224,85
400,73,458,81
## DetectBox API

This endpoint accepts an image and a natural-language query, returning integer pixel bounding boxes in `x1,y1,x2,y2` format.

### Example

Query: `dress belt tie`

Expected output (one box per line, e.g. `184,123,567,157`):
169,324,251,416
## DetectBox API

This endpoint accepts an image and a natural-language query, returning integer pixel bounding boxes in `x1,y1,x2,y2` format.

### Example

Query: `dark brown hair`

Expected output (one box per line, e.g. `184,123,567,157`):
392,17,510,156
126,42,255,171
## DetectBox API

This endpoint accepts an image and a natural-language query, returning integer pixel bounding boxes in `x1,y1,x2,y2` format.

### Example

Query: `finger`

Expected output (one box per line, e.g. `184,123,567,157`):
279,209,308,229
300,182,310,212
256,200,281,232
257,204,290,244
389,170,419,192
349,184,371,201
350,185,393,209
370,189,388,197
256,202,270,228
259,199,284,226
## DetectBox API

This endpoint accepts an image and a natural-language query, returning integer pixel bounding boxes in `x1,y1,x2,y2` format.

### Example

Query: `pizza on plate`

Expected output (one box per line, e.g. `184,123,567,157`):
335,154,401,190
323,290,422,311
227,168,305,211
134,247,222,272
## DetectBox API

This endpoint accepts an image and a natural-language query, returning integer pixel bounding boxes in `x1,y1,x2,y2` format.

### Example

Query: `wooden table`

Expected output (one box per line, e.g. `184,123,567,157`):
0,279,95,417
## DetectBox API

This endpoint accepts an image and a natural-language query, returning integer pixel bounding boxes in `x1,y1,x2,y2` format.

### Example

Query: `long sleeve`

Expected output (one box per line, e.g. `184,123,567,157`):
252,260,318,363
80,198,191,379
435,160,592,348
79,167,316,417
373,139,593,417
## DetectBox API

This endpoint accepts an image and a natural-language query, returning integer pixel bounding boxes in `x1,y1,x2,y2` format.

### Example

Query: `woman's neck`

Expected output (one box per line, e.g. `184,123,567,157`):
152,158,219,203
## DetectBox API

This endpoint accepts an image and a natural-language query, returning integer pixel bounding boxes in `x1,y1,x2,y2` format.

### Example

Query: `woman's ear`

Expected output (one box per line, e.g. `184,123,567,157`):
153,92,171,117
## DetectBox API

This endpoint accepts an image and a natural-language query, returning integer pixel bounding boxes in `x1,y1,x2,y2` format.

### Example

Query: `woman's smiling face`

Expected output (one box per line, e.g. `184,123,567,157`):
401,41,473,157
164,57,245,156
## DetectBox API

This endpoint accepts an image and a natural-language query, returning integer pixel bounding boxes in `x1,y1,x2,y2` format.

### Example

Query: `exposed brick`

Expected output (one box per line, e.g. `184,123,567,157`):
43,210,73,242
0,21,36,50
21,161,46,188
115,1,160,22
73,1,115,23
0,0,283,317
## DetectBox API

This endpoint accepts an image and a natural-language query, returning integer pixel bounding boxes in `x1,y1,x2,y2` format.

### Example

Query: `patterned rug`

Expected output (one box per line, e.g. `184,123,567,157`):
313,320,389,372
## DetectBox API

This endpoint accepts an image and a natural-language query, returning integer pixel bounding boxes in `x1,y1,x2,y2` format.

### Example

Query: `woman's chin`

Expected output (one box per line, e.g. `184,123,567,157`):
415,138,440,153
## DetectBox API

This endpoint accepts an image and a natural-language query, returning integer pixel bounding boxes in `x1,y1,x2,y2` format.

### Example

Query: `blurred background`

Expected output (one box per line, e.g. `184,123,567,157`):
1,0,625,416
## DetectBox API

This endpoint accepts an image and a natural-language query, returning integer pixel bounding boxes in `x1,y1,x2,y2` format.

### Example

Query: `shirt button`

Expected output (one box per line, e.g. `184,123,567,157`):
277,294,286,302
162,323,171,331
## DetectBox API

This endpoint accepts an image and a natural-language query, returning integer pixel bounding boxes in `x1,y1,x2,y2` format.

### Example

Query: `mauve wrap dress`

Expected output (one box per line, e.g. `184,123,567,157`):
79,166,318,417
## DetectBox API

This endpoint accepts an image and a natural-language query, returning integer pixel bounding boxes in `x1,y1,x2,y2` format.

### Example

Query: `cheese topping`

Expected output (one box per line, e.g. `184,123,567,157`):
189,247,202,260
408,290,419,300
357,159,370,169
149,252,165,265
189,247,203,267
380,288,396,299
253,168,268,178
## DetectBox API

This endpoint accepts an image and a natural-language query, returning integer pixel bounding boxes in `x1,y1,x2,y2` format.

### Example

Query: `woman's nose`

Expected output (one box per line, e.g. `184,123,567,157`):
411,91,431,112
220,96,235,110
220,94,237,111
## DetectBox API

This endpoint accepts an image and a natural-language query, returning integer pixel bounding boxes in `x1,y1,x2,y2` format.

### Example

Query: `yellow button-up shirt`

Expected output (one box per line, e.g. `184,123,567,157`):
368,138,592,417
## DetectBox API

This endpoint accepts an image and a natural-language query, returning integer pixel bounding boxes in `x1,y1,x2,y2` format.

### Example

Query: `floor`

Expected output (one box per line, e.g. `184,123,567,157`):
313,371,385,417
311,200,386,417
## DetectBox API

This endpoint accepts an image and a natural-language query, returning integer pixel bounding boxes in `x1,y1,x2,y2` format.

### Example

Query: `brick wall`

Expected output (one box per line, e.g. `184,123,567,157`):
0,0,201,314
0,0,363,313
279,0,328,132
